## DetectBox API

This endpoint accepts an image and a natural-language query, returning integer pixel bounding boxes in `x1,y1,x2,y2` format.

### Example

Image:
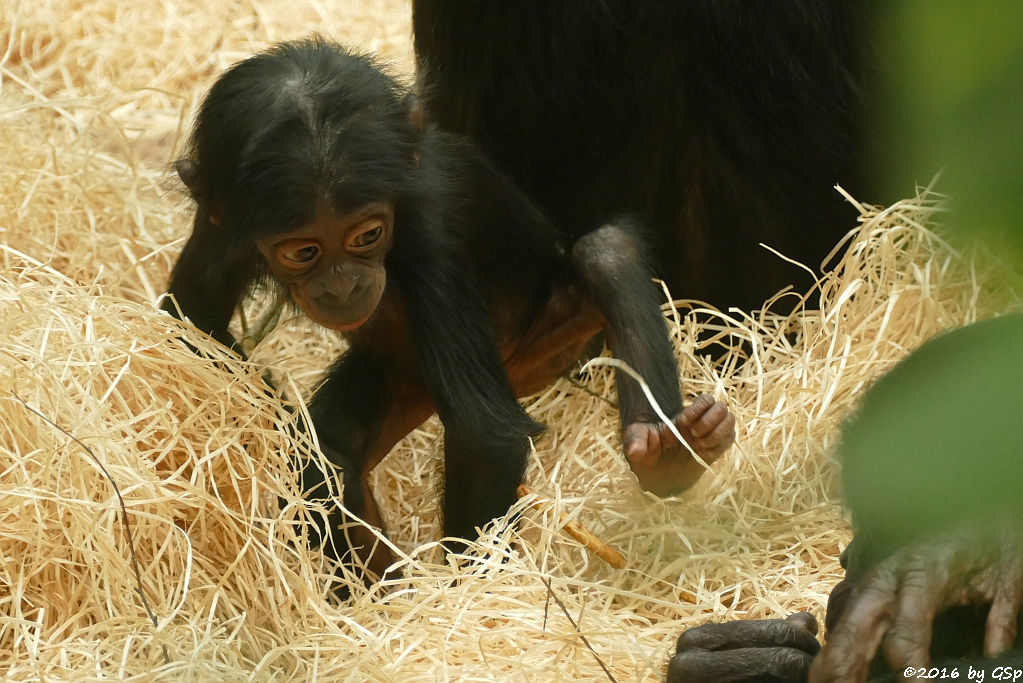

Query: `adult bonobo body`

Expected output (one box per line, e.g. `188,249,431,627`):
163,39,734,576
412,2,871,312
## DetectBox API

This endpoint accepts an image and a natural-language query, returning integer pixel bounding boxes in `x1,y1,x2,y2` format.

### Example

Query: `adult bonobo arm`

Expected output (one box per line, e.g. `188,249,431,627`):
810,522,1023,682
811,315,1023,681
667,315,1023,682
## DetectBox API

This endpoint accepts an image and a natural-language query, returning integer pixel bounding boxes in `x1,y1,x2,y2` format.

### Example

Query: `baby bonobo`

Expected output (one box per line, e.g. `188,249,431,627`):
163,38,734,577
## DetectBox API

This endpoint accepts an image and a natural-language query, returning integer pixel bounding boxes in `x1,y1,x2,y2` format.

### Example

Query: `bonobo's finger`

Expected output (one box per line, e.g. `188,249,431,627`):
809,569,897,683
668,646,814,683
786,612,820,637
880,563,940,672
680,393,716,423
682,397,729,438
985,565,1023,657
676,619,821,655
690,409,736,453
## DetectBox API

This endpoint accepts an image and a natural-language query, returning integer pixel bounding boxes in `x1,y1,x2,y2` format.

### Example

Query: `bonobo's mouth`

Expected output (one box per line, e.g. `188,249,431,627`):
319,310,373,333
290,281,383,334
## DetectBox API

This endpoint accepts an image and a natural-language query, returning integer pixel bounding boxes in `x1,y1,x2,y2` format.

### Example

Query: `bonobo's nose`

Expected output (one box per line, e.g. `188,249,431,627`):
308,269,359,306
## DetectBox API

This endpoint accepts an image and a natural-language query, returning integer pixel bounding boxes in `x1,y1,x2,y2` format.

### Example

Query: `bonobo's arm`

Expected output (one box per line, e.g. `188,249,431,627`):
817,315,1023,680
389,210,541,542
668,613,821,682
164,161,259,352
163,210,258,351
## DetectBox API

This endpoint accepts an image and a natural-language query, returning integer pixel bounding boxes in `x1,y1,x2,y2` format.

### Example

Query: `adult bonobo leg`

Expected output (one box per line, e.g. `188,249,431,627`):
571,222,735,495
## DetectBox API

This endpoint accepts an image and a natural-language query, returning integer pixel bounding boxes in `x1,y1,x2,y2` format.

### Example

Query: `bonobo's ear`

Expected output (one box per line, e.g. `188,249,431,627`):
174,159,201,197
175,159,221,225
406,94,425,131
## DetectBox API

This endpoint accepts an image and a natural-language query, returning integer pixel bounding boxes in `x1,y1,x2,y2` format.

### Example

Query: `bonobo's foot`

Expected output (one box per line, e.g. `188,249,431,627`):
623,393,735,496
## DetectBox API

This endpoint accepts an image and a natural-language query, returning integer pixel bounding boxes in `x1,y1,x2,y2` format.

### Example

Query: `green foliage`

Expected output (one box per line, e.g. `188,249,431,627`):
878,1,1023,264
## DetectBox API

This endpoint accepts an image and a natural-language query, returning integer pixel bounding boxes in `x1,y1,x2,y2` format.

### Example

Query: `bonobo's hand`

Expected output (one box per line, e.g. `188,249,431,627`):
810,520,1023,682
668,612,820,682
624,393,736,496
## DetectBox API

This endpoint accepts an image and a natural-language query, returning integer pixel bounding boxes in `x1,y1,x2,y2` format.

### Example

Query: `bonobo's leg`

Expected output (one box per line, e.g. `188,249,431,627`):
570,222,735,495
502,282,605,398
307,344,435,579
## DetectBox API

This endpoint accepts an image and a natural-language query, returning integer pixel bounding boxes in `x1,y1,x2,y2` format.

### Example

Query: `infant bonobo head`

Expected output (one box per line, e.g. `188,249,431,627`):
175,37,419,332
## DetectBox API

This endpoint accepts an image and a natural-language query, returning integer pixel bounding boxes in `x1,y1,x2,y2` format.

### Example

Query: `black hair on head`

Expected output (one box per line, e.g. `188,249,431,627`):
183,37,419,239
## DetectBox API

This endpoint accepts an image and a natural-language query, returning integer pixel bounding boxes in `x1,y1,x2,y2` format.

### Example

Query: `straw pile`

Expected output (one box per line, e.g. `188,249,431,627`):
1,2,1020,681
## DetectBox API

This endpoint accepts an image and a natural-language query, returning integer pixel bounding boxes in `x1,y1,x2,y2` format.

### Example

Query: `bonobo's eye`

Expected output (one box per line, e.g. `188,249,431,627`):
277,242,321,268
346,219,387,253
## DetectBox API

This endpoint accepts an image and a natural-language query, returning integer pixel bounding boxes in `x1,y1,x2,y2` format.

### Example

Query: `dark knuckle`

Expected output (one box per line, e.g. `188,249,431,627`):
667,651,703,680
860,577,896,600
900,569,935,592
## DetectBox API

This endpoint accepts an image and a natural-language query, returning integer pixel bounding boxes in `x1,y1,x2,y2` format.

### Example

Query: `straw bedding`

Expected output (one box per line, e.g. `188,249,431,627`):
1,2,1019,680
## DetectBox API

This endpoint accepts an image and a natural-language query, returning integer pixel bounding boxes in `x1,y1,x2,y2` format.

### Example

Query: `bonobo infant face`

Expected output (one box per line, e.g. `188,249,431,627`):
259,201,394,332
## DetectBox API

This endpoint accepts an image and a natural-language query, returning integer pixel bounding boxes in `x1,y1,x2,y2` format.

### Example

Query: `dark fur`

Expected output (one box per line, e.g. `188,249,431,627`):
166,39,557,559
164,39,686,569
413,1,872,310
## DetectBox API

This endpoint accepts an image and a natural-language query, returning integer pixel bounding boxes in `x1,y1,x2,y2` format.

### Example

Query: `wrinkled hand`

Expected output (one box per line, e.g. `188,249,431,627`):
810,520,1023,682
668,613,820,682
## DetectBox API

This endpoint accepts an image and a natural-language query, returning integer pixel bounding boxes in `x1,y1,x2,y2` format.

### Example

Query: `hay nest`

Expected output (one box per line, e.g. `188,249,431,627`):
1,1,1020,680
